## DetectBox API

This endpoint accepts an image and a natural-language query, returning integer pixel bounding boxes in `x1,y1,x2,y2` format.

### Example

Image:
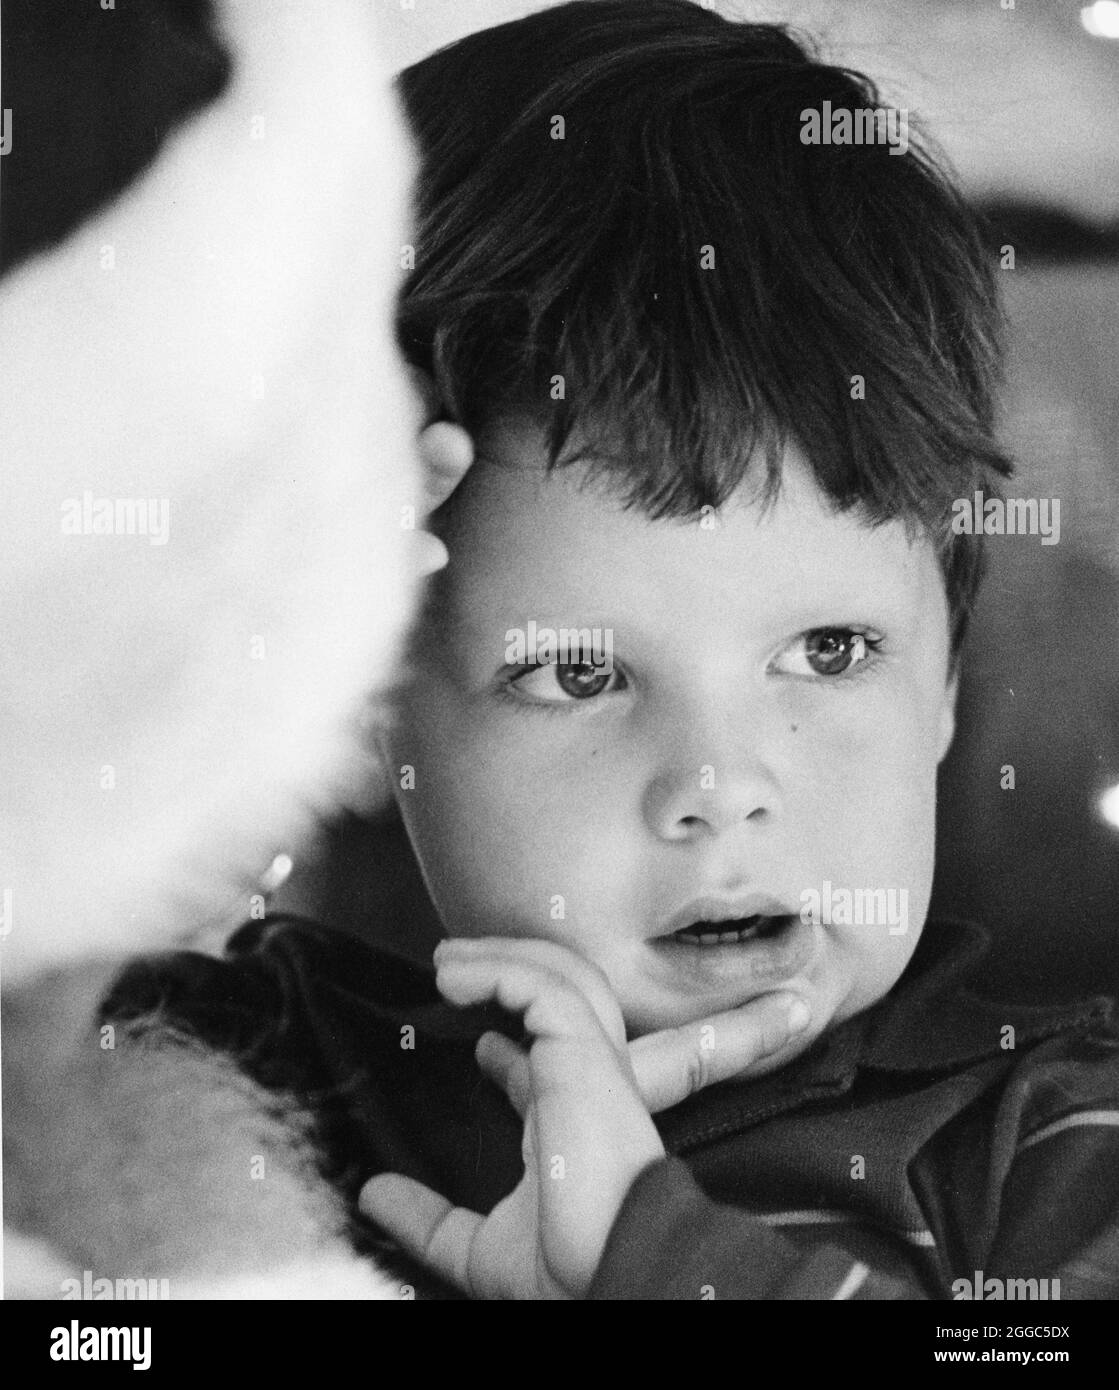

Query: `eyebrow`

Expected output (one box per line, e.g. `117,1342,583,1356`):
429,519,933,659
447,609,624,653
767,585,925,630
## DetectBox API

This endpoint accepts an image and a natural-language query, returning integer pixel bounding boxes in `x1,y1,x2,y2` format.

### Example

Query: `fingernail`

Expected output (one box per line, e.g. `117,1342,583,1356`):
786,999,811,1033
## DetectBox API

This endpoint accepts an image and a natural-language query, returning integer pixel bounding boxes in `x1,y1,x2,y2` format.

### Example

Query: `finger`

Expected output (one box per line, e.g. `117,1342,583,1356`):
358,1172,481,1295
631,991,812,1113
475,1030,532,1119
436,948,664,1287
419,420,475,513
435,937,626,1049
436,953,612,1050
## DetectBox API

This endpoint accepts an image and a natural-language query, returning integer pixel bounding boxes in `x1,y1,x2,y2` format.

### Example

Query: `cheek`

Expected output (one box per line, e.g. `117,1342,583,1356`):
388,691,582,928
790,701,937,1011
789,685,940,886
394,690,649,937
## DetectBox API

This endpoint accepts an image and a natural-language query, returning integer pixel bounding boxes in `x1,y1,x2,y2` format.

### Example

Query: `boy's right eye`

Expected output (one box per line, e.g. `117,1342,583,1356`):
503,660,627,706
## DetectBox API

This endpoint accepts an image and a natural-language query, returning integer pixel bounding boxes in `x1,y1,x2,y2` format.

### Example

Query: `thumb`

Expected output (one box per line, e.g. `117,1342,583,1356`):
630,992,812,1113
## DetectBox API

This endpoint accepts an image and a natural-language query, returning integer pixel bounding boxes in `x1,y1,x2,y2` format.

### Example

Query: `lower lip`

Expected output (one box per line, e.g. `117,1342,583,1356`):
648,914,816,990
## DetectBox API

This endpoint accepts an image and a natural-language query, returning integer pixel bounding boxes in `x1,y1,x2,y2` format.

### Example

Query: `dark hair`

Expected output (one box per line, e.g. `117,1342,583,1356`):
396,0,1013,656
1,0,230,276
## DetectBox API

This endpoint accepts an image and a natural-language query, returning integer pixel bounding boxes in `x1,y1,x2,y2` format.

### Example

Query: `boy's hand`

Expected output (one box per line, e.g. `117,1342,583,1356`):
361,937,660,1299
359,937,810,1299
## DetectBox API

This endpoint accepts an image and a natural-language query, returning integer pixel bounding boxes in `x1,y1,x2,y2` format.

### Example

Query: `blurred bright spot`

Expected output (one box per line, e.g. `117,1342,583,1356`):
1099,783,1119,830
259,852,294,893
1081,2,1119,39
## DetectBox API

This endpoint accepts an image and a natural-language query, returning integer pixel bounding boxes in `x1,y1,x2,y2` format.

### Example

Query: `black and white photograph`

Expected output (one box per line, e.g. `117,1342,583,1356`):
2,0,1118,1348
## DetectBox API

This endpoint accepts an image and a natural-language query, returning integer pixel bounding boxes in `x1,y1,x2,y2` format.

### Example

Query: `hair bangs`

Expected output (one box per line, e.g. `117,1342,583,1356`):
398,0,1014,653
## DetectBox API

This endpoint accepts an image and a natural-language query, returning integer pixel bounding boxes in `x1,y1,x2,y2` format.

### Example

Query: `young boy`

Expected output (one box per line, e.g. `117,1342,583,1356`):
104,1,1119,1299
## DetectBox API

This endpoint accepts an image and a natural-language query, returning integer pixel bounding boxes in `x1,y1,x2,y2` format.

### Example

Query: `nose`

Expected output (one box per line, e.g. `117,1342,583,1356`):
642,734,780,843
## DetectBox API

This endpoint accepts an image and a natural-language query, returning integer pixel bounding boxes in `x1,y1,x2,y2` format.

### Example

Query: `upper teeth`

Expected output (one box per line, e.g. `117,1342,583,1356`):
674,916,770,945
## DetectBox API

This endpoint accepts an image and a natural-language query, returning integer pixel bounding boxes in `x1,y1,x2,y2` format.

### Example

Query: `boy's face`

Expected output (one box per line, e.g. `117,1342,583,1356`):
387,418,958,1051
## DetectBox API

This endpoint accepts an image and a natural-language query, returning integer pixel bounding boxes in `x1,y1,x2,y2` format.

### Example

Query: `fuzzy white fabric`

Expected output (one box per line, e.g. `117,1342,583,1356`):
0,0,421,980
5,964,402,1300
1,0,421,1299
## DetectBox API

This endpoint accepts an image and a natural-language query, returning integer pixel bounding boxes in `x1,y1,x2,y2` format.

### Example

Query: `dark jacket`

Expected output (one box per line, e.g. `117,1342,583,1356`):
102,915,1119,1300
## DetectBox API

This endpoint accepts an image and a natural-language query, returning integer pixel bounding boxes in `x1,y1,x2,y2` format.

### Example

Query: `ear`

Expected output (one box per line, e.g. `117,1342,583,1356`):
937,667,960,764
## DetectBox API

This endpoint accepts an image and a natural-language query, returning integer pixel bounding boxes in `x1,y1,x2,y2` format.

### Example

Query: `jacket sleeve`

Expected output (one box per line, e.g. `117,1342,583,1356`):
591,1037,1119,1301
981,1040,1119,1300
588,1158,929,1300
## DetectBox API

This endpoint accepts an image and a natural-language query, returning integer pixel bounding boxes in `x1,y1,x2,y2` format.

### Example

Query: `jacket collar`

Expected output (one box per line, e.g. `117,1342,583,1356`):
658,918,1115,1154
839,917,1113,1076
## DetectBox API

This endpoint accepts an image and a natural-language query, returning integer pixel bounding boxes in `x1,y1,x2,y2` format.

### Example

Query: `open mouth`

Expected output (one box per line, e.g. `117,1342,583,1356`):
669,913,795,946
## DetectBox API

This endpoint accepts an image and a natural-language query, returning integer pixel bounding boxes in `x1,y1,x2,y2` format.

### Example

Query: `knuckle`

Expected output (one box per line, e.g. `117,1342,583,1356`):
682,1042,715,1097
529,944,618,1030
758,1013,787,1057
756,1000,789,1050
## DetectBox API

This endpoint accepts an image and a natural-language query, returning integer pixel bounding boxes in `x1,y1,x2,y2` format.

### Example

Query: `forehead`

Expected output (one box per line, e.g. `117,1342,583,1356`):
434,419,945,643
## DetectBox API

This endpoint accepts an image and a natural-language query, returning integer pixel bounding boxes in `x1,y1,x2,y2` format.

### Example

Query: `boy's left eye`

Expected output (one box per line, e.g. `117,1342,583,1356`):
506,660,627,704
771,627,881,679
